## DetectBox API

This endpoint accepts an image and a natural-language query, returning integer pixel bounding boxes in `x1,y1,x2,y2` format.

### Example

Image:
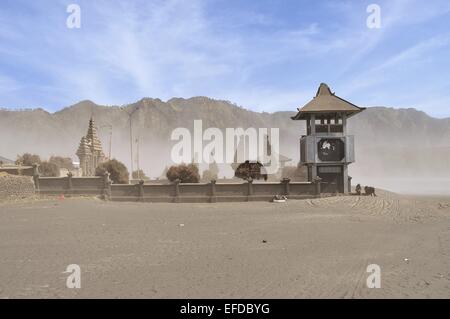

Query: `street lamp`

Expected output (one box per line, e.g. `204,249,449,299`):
100,123,112,159
121,105,140,179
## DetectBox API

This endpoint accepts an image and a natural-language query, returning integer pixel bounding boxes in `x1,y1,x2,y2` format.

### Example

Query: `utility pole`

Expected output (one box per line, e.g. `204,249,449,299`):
122,106,140,180
136,137,140,180
100,124,112,159
129,114,133,175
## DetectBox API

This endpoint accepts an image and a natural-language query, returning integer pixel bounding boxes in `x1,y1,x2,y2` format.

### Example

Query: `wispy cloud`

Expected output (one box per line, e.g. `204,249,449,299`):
340,34,450,94
0,0,450,117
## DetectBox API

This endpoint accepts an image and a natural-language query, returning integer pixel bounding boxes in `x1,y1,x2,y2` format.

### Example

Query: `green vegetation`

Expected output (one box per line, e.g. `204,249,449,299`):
96,159,129,184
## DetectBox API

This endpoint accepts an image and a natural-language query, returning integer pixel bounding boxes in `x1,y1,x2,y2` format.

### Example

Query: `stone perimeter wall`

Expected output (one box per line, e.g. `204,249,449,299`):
33,173,321,203
0,173,35,199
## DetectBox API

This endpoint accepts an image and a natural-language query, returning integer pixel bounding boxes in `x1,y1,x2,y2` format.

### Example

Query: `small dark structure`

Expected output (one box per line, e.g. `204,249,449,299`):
234,160,268,181
231,135,291,177
291,83,365,194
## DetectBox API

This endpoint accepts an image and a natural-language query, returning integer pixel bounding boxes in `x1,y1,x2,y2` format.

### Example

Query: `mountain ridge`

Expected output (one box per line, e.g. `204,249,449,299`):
2,96,449,120
1,98,449,186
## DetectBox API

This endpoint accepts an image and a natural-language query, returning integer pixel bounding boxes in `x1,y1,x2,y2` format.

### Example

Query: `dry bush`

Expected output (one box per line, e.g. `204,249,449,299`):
16,153,41,166
49,156,74,170
132,169,149,180
96,159,129,184
39,161,60,177
166,164,200,183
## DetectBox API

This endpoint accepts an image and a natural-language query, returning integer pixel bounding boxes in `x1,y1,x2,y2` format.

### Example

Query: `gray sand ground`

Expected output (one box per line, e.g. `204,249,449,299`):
1,192,450,298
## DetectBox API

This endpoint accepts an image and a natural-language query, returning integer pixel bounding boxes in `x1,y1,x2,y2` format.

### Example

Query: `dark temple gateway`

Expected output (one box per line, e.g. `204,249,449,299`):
291,83,365,193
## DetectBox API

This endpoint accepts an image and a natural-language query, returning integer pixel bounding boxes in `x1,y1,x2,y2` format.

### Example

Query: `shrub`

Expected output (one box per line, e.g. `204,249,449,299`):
49,156,74,170
166,163,200,183
202,161,219,182
16,153,41,166
202,169,218,182
132,169,149,180
39,161,60,177
95,159,129,184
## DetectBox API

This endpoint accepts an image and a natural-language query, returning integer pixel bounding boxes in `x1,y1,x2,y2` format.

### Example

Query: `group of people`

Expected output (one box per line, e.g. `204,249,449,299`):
355,184,376,196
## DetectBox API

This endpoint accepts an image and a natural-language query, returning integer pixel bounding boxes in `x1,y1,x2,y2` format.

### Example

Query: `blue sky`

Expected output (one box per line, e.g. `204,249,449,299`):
1,0,450,117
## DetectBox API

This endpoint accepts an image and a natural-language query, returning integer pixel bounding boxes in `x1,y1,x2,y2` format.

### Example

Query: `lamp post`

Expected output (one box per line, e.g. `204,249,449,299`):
121,106,140,179
100,123,112,159
136,136,140,180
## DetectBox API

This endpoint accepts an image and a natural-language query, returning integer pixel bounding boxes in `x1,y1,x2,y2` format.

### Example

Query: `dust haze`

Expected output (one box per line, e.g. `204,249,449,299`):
1,97,449,195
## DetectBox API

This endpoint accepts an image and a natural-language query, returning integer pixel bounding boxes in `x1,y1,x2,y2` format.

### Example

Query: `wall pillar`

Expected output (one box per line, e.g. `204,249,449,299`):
247,178,253,201
102,172,111,200
173,179,180,203
32,164,40,192
311,165,317,180
282,178,290,195
210,179,217,203
138,180,144,201
307,165,312,182
314,176,322,198
343,165,349,194
66,172,73,197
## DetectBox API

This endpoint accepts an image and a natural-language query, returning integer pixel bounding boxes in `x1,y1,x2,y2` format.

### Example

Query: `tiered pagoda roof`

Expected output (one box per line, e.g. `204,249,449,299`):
76,136,91,157
85,118,104,152
291,83,365,120
76,117,105,157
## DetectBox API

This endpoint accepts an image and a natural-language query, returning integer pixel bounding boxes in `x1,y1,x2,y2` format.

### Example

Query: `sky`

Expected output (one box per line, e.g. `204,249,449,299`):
0,0,450,118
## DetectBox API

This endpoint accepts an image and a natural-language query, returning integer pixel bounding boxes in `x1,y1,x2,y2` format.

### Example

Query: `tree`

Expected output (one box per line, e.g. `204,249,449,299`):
39,161,60,177
49,156,74,170
16,153,41,166
202,169,217,182
132,169,149,180
166,163,200,183
201,161,219,182
95,159,129,184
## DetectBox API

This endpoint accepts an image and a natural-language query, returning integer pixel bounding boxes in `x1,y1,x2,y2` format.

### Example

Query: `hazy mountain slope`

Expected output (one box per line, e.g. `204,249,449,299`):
348,107,450,147
1,98,449,186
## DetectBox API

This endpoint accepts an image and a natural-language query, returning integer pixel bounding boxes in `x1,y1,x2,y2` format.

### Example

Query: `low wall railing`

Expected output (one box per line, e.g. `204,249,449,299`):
33,168,321,203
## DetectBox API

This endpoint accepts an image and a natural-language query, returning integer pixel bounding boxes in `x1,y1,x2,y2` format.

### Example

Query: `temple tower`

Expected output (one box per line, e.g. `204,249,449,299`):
76,117,106,176
291,83,365,193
